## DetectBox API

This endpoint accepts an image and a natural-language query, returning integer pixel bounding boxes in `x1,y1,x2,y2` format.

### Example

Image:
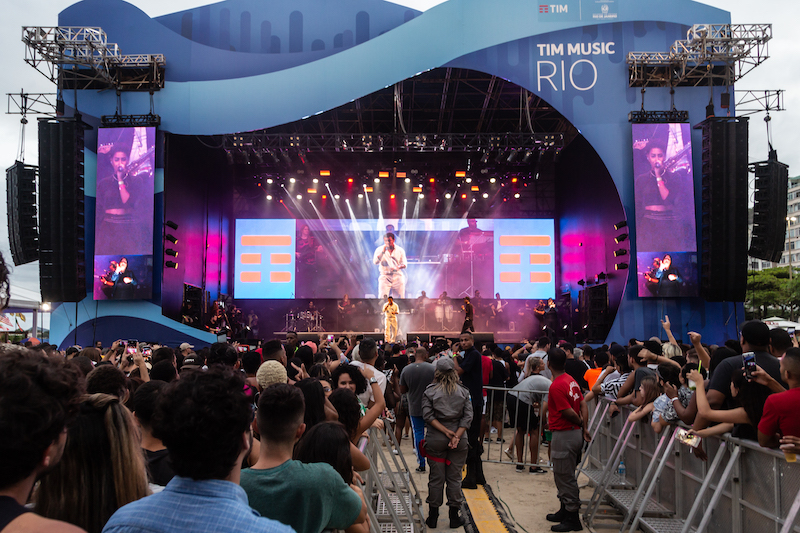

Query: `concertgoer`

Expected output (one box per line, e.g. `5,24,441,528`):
400,347,436,473
454,332,485,488
241,384,366,533
506,357,550,474
546,348,591,532
102,367,293,533
132,381,175,487
372,233,407,299
0,348,85,533
759,347,800,449
383,296,399,343
422,357,473,529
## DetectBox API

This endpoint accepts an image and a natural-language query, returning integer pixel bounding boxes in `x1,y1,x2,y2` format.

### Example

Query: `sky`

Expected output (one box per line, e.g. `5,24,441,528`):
1,0,798,303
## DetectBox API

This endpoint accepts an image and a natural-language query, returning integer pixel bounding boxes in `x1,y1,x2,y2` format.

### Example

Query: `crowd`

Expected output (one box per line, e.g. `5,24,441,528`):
2,313,800,533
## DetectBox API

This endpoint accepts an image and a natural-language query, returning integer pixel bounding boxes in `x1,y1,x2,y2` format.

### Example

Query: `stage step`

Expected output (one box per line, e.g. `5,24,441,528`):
606,489,674,518
581,468,633,489
376,493,415,518
639,517,694,533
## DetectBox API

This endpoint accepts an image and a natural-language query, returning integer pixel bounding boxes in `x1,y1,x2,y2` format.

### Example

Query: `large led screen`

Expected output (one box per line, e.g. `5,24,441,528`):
234,218,555,300
632,123,698,298
93,127,155,300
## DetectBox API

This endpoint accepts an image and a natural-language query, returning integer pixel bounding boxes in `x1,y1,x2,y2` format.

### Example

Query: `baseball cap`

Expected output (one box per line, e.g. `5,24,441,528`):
435,356,455,372
179,342,194,351
181,356,202,370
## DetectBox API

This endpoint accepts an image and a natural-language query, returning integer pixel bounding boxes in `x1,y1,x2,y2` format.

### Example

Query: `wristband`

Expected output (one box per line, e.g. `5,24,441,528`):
369,377,378,385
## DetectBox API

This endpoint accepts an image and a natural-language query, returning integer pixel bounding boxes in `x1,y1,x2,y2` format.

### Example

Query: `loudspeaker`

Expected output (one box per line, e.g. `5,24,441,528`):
407,333,430,343
38,117,87,302
6,161,39,266
696,117,749,302
472,332,495,346
749,151,789,262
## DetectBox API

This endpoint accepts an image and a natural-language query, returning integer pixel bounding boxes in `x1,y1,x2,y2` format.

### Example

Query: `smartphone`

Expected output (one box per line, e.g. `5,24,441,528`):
126,345,137,355
675,428,701,448
789,327,796,339
743,352,757,381
128,339,138,347
237,346,248,353
327,334,335,343
142,347,152,357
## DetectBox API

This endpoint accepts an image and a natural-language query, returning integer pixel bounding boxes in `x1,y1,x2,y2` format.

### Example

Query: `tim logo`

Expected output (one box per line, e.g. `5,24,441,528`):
539,4,569,13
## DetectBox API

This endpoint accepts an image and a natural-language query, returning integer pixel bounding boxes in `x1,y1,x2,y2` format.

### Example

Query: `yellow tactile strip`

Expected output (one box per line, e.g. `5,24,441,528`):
462,486,510,533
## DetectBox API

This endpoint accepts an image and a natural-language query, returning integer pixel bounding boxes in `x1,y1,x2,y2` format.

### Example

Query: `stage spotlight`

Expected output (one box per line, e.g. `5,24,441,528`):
489,177,496,184
514,193,520,199
165,261,178,269
348,178,354,183
461,194,467,199
495,150,506,164
615,262,629,270
507,149,518,163
522,150,534,164
429,177,435,183
266,178,273,184
165,249,178,257
266,195,273,200
615,233,628,244
165,221,179,231
445,193,452,199
358,194,364,198
614,249,628,257
390,194,395,199
472,198,476,202
254,149,264,165
374,178,380,183
419,194,424,199
289,177,296,184
482,193,489,198
480,150,490,164
465,177,472,183
614,220,627,230
296,194,302,200
313,178,319,184
334,194,340,200
280,149,292,165
405,177,411,183
578,279,586,286
165,234,178,244
597,272,607,281
268,149,280,164
345,198,350,203
511,177,518,183
225,150,234,165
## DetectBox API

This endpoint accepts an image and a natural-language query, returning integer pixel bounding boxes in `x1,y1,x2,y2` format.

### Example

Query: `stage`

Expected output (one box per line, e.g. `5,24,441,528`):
272,330,516,345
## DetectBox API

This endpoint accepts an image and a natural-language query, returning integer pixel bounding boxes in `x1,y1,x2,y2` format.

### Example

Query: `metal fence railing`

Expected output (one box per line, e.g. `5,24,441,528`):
481,385,551,468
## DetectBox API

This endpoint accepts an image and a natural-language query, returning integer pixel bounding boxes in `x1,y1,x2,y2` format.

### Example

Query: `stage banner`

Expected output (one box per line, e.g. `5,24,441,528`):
93,127,156,300
234,218,555,300
632,123,698,298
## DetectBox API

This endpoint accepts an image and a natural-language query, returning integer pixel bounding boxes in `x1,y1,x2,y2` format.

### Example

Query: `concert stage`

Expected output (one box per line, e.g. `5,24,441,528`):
275,331,506,345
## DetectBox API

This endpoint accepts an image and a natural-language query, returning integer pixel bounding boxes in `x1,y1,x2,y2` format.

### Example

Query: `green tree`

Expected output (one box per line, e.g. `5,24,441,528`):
746,267,790,319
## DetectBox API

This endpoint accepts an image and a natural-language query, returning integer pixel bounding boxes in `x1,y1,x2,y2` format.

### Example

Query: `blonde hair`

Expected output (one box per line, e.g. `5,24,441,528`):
662,343,682,359
35,393,149,533
434,368,459,395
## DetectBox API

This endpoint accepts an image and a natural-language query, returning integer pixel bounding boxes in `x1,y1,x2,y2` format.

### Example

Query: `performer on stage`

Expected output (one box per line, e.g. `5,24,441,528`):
337,294,354,331
373,233,407,299
652,254,683,297
109,257,137,299
383,296,400,343
491,293,506,330
461,297,475,333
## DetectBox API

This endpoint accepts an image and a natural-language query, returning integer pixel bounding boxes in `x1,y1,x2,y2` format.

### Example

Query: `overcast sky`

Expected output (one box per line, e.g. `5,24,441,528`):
1,0,797,301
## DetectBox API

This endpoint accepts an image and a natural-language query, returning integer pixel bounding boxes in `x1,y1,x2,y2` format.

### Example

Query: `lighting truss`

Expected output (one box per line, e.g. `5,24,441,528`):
627,24,771,87
628,110,689,123
6,92,58,117
22,26,166,91
733,89,784,116
101,113,161,127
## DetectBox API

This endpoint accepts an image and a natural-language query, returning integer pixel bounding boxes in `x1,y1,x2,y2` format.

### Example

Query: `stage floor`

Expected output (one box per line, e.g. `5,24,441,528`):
273,330,523,344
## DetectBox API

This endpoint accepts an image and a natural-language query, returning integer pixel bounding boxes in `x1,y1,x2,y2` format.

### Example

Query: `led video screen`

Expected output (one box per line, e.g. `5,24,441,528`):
93,126,156,300
632,123,698,298
234,218,555,300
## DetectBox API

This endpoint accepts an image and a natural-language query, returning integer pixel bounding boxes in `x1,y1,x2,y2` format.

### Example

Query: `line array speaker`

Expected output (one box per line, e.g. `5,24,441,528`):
6,161,39,266
749,151,789,263
38,117,87,302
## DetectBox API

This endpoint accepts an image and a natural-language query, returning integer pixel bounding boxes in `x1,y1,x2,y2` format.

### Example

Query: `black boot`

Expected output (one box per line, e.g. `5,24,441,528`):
550,511,583,532
545,503,566,523
449,506,466,529
425,506,439,529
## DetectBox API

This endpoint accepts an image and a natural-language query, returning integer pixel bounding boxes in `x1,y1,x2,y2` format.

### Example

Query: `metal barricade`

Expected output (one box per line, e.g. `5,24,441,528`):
481,385,551,468
584,397,800,533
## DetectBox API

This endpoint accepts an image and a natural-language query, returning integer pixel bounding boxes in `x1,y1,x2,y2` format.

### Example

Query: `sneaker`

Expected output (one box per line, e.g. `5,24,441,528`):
515,465,525,473
503,448,514,460
393,449,400,455
403,434,410,439
416,465,426,473
496,438,505,443
529,466,547,474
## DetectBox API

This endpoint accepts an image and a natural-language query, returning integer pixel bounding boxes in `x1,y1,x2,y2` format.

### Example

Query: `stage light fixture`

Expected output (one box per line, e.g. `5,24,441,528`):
471,186,479,192
347,178,354,183
390,194,395,199
266,195,273,200
379,171,390,178
578,279,586,286
429,178,435,183
165,261,178,269
307,188,317,194
514,193,521,199
280,149,292,165
165,234,178,244
495,150,506,164
412,187,422,193
465,177,472,183
614,220,627,230
507,149,518,163
296,194,302,200
445,193,452,199
480,150,490,164
397,172,406,178
313,178,319,184
322,195,327,199
374,178,380,183
254,149,264,165
490,177,496,184
320,170,330,177
522,150,534,164
511,177,518,183
597,272,607,281
614,249,628,257
289,177,296,183
165,221,179,231
165,249,178,257
365,187,373,193
377,198,381,203
334,194,340,200
266,178,273,184
615,262,629,270
405,177,411,183
472,198,476,203
615,233,628,244
225,150,234,165
461,194,467,199
358,194,364,198
455,171,466,178
419,194,424,199
482,193,489,198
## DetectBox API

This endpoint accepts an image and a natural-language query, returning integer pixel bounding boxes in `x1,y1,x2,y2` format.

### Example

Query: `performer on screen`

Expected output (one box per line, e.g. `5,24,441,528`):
373,233,407,299
383,296,399,343
109,257,137,299
461,297,475,333
653,254,683,297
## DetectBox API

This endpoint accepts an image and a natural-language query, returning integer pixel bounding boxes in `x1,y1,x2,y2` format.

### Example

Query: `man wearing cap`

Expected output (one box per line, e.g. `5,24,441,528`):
179,343,194,360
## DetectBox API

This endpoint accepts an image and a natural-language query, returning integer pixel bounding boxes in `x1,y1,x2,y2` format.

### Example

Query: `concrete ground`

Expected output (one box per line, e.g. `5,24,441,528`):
395,432,595,533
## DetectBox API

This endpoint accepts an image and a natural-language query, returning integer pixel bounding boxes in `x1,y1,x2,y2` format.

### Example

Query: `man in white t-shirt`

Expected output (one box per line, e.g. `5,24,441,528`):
373,233,407,299
524,337,552,380
350,338,387,406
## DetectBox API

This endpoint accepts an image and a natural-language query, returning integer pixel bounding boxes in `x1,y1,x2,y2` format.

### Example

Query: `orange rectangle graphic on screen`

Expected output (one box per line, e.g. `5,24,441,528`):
499,254,521,265
498,235,551,247
240,253,262,264
530,272,552,283
499,272,521,283
241,235,292,246
240,272,261,283
529,253,552,264
270,271,292,283
270,254,292,264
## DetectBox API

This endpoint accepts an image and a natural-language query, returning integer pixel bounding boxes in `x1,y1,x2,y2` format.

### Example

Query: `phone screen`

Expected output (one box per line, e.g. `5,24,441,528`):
676,428,701,448
789,327,796,338
327,335,335,343
126,346,136,355
743,352,757,380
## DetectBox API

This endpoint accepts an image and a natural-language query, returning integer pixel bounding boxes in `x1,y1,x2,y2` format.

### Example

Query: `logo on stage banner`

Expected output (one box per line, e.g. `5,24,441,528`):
591,0,618,20
537,0,582,21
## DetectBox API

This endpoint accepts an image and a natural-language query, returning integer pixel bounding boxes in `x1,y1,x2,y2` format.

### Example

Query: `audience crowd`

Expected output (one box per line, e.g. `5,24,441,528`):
2,311,800,533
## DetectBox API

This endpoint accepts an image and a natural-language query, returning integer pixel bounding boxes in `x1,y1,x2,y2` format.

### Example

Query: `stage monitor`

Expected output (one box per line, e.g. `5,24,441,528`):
93,126,156,300
632,123,698,298
234,218,555,300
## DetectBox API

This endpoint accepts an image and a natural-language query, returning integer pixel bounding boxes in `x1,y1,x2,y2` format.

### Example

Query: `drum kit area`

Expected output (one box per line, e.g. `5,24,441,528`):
284,311,324,332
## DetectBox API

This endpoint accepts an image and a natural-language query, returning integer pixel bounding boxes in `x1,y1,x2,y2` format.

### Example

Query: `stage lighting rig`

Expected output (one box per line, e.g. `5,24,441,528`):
165,221,178,231
615,233,628,244
615,263,629,270
165,261,178,269
165,234,178,244
165,249,178,257
614,249,628,257
614,220,627,230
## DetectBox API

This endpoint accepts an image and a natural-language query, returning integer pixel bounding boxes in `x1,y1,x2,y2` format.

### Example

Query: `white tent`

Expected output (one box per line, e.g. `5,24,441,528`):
763,316,800,330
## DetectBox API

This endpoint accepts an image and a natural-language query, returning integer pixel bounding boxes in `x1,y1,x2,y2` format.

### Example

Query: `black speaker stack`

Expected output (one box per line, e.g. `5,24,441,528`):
696,117,749,302
37,117,88,302
749,150,789,263
6,161,39,266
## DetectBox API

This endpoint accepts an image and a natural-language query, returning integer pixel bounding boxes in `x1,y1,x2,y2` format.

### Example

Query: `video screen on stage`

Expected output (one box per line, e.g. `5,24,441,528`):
93,126,156,300
632,123,698,298
234,218,555,300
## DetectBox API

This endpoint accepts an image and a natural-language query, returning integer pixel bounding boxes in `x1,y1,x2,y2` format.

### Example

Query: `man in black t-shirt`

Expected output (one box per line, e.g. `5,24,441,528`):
454,332,484,488
561,343,589,391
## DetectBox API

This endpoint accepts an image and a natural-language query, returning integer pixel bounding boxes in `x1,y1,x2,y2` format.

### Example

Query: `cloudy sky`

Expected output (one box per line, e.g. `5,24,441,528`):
1,0,797,302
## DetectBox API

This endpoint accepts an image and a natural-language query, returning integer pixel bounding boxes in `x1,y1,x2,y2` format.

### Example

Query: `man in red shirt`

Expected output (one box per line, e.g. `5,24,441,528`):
546,347,591,532
758,347,800,449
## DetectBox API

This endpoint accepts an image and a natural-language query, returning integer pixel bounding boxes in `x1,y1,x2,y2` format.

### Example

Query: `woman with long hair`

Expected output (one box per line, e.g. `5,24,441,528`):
421,357,473,529
627,376,661,423
35,393,149,533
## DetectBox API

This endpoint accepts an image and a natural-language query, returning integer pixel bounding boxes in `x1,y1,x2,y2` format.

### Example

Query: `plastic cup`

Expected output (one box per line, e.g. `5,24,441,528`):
785,451,797,463
544,430,553,442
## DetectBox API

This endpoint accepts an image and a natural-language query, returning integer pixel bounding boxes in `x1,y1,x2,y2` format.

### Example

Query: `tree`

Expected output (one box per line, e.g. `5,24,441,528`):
746,267,790,319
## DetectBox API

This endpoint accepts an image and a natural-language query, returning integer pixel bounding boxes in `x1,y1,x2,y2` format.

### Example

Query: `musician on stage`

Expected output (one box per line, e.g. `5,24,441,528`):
337,294,354,331
373,233,407,299
491,293,506,330
461,297,475,333
383,296,400,343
